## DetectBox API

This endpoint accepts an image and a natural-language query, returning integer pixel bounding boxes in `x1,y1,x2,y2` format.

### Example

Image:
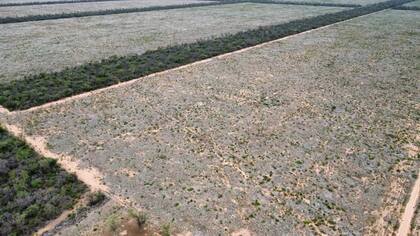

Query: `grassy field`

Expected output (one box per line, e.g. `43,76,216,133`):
4,8,418,235
0,0,213,17
0,3,346,83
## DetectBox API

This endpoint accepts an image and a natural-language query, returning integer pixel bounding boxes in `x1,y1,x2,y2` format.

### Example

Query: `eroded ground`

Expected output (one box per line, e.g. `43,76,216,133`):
0,3,346,82
2,9,418,235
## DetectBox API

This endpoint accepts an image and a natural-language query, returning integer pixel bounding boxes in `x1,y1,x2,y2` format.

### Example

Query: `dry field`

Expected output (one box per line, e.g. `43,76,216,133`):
1,7,419,235
0,0,419,235
0,3,346,83
0,0,213,17
0,0,95,3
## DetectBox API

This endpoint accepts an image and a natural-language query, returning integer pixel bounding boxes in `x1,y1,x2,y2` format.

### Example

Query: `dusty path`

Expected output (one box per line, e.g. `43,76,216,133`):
397,169,420,236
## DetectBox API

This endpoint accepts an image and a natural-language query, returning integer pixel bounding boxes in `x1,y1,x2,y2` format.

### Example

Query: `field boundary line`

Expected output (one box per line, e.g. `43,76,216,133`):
397,168,420,236
14,9,386,115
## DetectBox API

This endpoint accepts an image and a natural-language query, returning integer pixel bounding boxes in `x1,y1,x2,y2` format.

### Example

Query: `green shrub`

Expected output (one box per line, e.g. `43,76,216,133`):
0,127,87,236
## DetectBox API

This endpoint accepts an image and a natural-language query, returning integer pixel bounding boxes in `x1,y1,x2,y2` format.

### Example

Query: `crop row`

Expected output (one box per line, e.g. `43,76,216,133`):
0,127,86,235
0,0,414,111
0,1,240,24
0,0,126,7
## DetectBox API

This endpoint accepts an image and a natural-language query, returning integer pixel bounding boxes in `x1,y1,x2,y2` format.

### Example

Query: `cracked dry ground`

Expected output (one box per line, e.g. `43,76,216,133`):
1,9,419,235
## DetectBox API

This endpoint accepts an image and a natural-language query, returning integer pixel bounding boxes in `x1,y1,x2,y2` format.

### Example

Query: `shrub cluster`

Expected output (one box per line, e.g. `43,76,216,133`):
0,1,238,24
0,127,86,235
0,0,414,111
0,0,125,7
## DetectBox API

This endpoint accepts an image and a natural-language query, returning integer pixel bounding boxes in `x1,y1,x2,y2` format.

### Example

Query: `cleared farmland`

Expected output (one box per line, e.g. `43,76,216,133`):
0,0,214,18
4,9,418,235
0,3,346,83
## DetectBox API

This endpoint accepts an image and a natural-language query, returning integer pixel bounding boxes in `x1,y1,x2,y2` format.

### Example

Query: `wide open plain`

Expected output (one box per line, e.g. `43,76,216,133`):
1,8,418,235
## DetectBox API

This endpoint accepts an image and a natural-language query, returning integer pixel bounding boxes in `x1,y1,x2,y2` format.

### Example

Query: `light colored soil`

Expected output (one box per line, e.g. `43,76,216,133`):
398,168,420,236
4,9,420,235
0,0,213,17
0,3,346,83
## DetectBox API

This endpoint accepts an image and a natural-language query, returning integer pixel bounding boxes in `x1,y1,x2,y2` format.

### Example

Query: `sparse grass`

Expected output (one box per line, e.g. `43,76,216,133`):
87,191,106,207
161,223,171,236
128,209,147,227
106,214,120,232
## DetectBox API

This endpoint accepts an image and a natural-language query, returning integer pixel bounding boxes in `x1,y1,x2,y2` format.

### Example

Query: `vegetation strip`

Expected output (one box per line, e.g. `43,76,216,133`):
0,0,414,111
242,0,361,8
0,1,241,24
0,0,359,24
392,5,420,10
0,126,86,235
0,0,125,7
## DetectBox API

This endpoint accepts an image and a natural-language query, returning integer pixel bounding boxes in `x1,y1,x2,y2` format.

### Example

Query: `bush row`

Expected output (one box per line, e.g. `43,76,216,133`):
239,0,361,8
0,0,414,111
0,0,124,7
392,5,420,10
0,1,238,24
0,127,86,235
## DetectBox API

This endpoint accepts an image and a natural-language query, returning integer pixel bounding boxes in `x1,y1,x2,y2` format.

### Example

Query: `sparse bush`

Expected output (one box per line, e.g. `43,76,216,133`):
106,214,119,232
128,209,147,227
87,191,106,207
161,223,171,236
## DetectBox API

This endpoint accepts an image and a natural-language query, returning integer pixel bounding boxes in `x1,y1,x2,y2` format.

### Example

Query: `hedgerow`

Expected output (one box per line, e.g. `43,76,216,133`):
239,0,361,8
0,0,125,7
0,0,414,111
0,1,240,24
0,127,86,235
392,5,420,10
